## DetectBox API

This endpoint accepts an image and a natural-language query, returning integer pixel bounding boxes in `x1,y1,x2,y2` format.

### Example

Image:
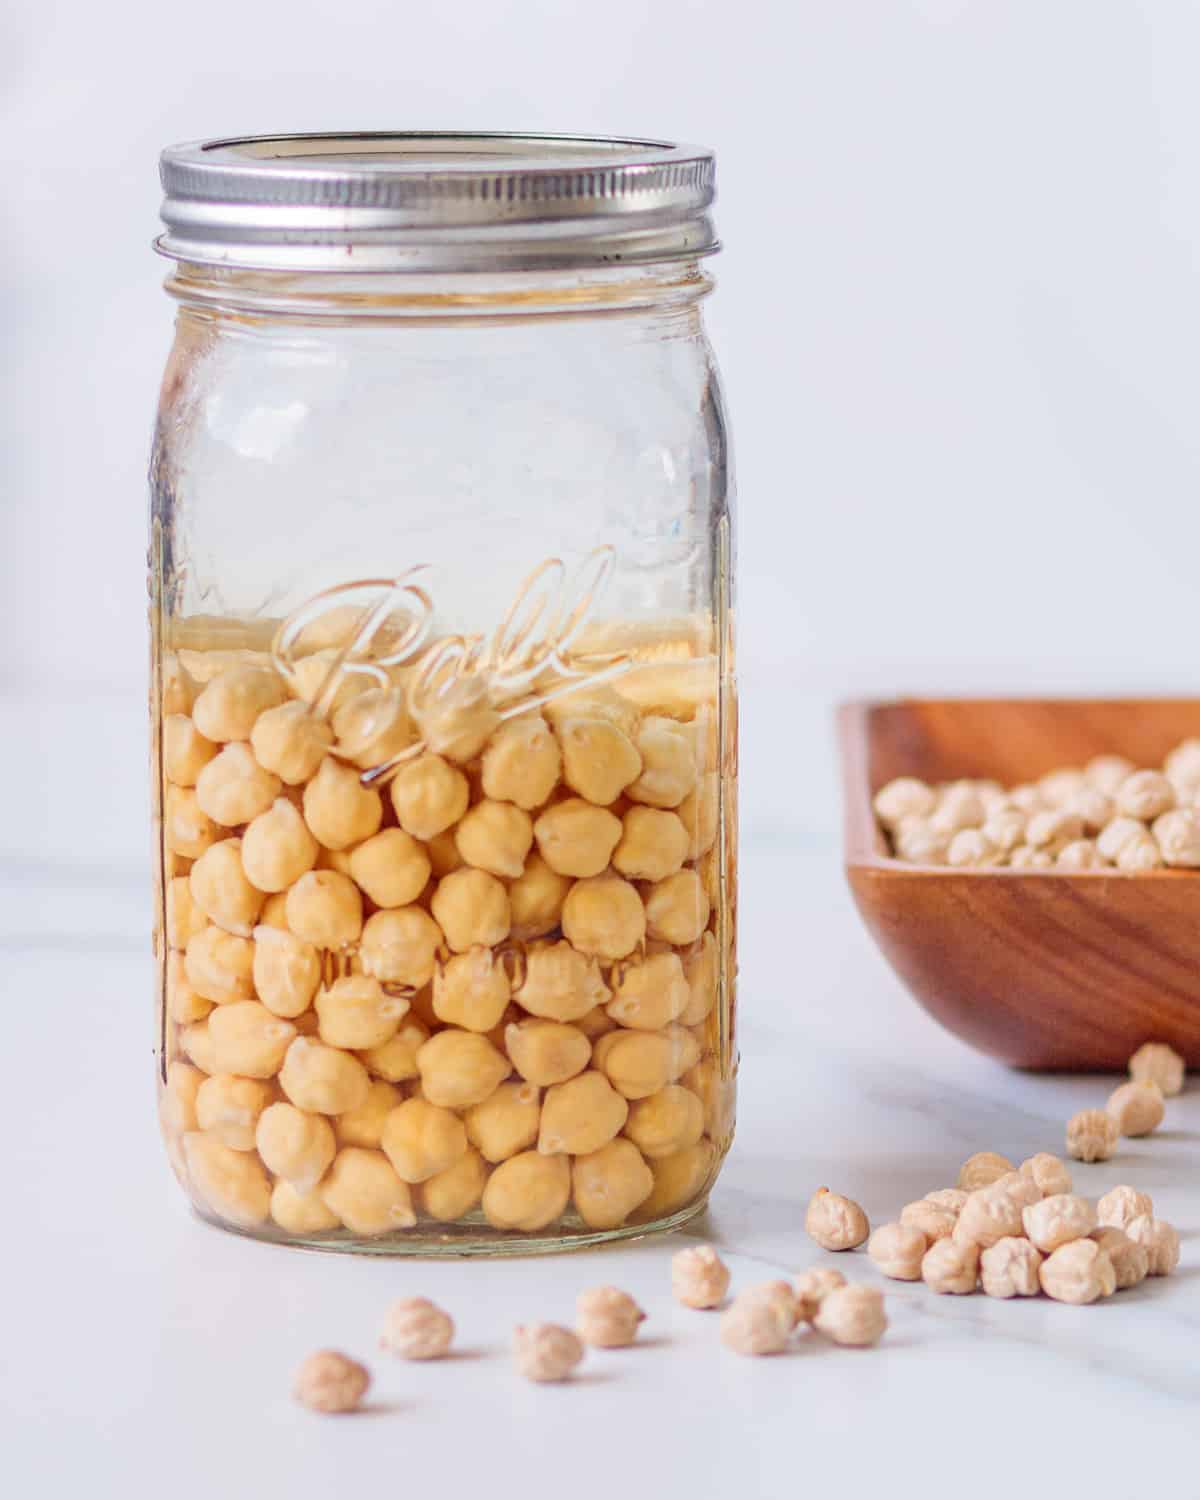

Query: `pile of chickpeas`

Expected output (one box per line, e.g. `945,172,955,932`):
154,623,733,1248
875,741,1200,868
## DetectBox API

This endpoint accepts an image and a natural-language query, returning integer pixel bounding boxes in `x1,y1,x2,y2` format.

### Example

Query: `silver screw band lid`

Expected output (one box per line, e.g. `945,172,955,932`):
157,132,718,273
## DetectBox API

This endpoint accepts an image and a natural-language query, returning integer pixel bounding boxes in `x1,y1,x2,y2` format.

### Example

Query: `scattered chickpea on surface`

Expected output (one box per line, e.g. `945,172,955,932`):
979,1237,1043,1298
792,1267,847,1322
720,1284,797,1356
1128,1041,1186,1098
293,1350,371,1414
576,1286,645,1348
921,1238,979,1295
513,1323,584,1383
671,1245,731,1309
1066,1109,1119,1163
812,1285,887,1348
379,1297,454,1360
1125,1214,1181,1277
868,1222,927,1280
956,1152,1014,1191
805,1188,870,1252
1039,1239,1116,1304
1106,1081,1165,1138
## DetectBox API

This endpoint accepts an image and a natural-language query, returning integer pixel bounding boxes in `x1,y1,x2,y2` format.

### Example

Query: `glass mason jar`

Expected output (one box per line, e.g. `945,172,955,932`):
150,134,736,1253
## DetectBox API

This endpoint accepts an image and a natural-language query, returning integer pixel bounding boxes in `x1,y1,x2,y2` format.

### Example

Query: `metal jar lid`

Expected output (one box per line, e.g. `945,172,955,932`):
157,132,718,274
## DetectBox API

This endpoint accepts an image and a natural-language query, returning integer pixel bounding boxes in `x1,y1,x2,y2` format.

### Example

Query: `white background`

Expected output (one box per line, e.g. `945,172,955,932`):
6,0,1200,860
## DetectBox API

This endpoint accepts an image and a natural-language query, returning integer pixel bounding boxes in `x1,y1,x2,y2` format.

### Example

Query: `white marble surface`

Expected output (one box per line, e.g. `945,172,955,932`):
4,834,1198,1497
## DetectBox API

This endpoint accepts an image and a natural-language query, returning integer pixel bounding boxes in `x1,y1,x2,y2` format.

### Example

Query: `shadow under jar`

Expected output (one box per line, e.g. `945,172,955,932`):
150,133,737,1254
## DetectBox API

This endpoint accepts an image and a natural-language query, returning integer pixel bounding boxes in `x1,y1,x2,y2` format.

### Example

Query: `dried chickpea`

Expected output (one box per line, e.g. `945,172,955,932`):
606,952,689,1032
166,950,213,1024
419,1146,489,1221
672,1244,730,1308
183,1132,271,1227
279,1036,371,1115
316,976,408,1051
160,1060,204,1135
624,1084,704,1160
1039,1239,1116,1303
1082,753,1133,793
627,717,695,808
562,874,646,960
805,1187,869,1251
1106,1080,1165,1138
720,1286,795,1356
1036,767,1085,807
924,1187,969,1214
1149,806,1200,866
1125,1214,1181,1276
921,1238,979,1295
379,1297,454,1361
417,1028,510,1109
482,1149,571,1231
793,1267,846,1322
572,1138,654,1228
335,1079,403,1149
595,1025,699,1100
285,871,363,951
953,1187,1025,1249
481,714,562,809
360,1020,429,1083
631,1138,715,1222
163,713,218,787
813,1285,887,1348
195,1073,273,1151
930,782,986,836
1090,1227,1149,1290
644,869,709,946
250,700,332,785
251,925,321,1019
538,1070,628,1155
892,820,950,864
255,1102,336,1191
330,687,413,771
165,785,220,859
532,798,622,879
1019,1152,1072,1197
1165,737,1200,789
515,941,610,1023
1025,808,1084,852
241,799,319,894
873,777,937,828
900,1200,957,1243
431,868,510,953
1069,786,1115,834
988,1171,1042,1212
1129,1040,1185,1097
195,743,281,829
189,838,264,937
1115,769,1175,821
192,664,285,744
979,1236,1043,1298
1120,834,1167,869
864,1222,924,1280
558,718,643,806
1066,1108,1119,1163
1022,1193,1097,1252
380,1097,467,1182
947,829,1003,868
508,855,571,941
1008,845,1053,869
505,1019,591,1087
1056,839,1107,871
302,757,382,851
389,754,470,840
320,1146,416,1235
185,925,256,1004
957,1151,1014,1190
1093,816,1145,863
982,805,1026,853
576,1287,645,1348
610,806,689,883
513,1323,583,1383
270,1180,341,1234
162,654,199,716
1096,1184,1153,1231
293,1350,369,1414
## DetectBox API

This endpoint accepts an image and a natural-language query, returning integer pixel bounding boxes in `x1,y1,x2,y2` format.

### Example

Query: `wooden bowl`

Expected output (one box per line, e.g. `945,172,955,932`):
840,699,1200,1070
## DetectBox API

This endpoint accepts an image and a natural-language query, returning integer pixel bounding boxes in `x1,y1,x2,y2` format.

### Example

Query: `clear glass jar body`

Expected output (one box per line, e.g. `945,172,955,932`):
151,260,736,1253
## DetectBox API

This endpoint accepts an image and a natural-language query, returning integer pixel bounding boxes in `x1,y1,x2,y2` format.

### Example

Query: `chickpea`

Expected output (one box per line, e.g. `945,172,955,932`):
988,1171,1041,1211
288,650,373,715
379,1297,455,1361
279,1036,370,1114
380,1097,468,1182
185,926,256,1003
900,1200,957,1244
981,806,1026,853
643,869,709,946
160,1060,204,1135
793,1267,847,1322
425,829,464,879
924,1187,969,1213
389,754,470,840
207,1002,296,1078
1097,1184,1154,1232
301,757,382,852
292,1350,370,1414
194,1073,273,1151
1084,753,1135,793
360,1019,429,1083
576,1286,645,1348
672,1244,730,1309
624,1083,704,1160
1021,1193,1097,1252
529,1070,626,1157
531,798,622,879
978,1236,1043,1298
271,1180,341,1234
921,1238,979,1295
1125,1214,1181,1276
571,1139,653,1229
544,681,639,737
596,1025,699,1100
192,664,285,744
676,931,718,1027
1066,1108,1119,1163
331,687,414,771
630,1138,715,1222
1019,1152,1072,1197
952,1187,1024,1249
163,713,217,788
454,799,534,879
164,785,220,859
430,868,510,953
1121,828,1166,868
681,1057,733,1140
194,743,281,830
419,1146,489,1222
508,854,571,941
285,871,363,951
1007,844,1052,870
1090,1227,1149,1290
255,1102,336,1192
166,950,213,1024
257,891,289,930
411,673,499,763
720,1286,795,1357
481,715,562,809
874,778,937,828
162,654,199,716
957,1151,1014,1191
513,940,609,1023
606,952,689,1031
947,829,1003,868
608,804,689,884
183,1132,272,1227
482,1149,570,1231
627,717,695,809
252,925,321,1019
1115,769,1175,821
320,1146,416,1235
557,717,643,806
461,1080,538,1163
180,1019,220,1075
165,876,207,951
805,1187,870,1251
868,1222,927,1280
513,1323,584,1383
812,1285,888,1348
250,700,333,785
930,782,986,837
316,976,409,1051
333,1079,402,1149
1055,839,1107,871
562,874,646,960
417,1028,510,1109
1039,1239,1116,1304
240,799,319,894
892,819,950,864
345,830,429,911
1025,808,1084,852
1128,1040,1185,1097
1106,1080,1165,1138
188,839,264,938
